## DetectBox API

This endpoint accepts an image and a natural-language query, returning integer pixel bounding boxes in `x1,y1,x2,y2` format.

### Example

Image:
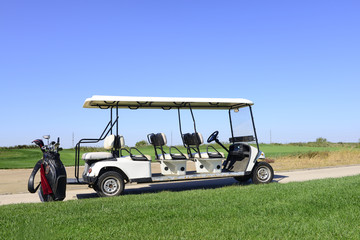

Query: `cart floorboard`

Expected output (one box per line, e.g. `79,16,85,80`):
151,171,245,182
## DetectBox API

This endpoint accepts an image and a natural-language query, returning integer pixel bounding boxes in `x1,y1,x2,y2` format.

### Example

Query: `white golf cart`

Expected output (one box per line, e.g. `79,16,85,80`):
69,96,274,197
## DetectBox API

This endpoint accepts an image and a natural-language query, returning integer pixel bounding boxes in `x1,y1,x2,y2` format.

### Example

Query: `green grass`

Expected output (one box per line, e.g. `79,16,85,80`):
0,148,74,169
258,144,345,158
1,175,360,239
0,148,42,169
0,143,354,169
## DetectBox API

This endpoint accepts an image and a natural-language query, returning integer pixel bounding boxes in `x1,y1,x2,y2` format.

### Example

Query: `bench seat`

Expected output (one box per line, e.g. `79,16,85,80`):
192,152,225,159
82,152,114,161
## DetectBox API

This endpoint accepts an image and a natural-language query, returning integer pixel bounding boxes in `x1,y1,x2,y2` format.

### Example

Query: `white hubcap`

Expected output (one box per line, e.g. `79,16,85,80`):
257,167,270,181
103,178,118,194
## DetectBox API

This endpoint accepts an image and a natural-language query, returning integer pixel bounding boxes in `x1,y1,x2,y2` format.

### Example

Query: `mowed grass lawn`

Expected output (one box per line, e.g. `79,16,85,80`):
1,175,360,239
0,143,357,169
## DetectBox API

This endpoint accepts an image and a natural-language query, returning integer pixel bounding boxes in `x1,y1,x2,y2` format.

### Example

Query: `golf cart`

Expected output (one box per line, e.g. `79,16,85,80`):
70,96,274,197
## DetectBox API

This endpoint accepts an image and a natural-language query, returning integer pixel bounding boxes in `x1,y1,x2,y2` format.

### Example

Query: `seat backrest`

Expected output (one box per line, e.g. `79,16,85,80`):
148,133,167,146
104,135,124,150
182,132,203,146
147,133,167,160
114,135,125,149
104,135,115,149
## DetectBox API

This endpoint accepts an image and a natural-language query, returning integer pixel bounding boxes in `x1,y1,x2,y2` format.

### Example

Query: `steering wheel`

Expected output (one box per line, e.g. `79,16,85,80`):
207,131,219,143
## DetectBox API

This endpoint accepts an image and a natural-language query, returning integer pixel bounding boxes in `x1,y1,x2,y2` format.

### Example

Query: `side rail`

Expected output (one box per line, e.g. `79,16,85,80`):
74,117,119,181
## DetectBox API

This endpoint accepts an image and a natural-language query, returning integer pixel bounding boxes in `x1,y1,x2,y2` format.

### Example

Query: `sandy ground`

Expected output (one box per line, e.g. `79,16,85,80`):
1,163,360,206
0,162,180,195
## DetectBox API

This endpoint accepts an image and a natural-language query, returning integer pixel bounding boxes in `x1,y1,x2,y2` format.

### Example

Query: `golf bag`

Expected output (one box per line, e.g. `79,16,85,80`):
28,138,67,202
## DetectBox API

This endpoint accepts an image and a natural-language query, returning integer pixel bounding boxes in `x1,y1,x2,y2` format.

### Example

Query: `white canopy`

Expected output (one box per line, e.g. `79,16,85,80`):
83,95,253,109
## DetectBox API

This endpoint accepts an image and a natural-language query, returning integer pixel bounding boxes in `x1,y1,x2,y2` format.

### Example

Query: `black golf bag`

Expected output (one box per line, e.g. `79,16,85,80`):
28,139,67,202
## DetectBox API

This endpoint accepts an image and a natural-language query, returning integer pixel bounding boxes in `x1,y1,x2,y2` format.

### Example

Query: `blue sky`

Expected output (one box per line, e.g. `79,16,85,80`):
1,0,359,148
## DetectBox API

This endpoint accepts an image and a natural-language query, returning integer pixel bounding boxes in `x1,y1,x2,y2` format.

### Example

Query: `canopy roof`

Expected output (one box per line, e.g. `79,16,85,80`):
83,95,253,110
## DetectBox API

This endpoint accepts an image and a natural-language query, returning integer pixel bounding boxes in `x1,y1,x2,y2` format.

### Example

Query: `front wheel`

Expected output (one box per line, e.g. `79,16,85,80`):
252,162,274,184
96,171,125,197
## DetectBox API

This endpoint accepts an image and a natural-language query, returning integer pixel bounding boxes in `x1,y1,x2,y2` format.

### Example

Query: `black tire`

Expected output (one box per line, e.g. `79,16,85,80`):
251,161,274,184
234,175,251,183
96,171,125,197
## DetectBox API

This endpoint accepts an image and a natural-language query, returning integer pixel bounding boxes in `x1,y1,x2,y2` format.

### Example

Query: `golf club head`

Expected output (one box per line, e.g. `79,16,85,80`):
32,139,44,148
43,135,50,140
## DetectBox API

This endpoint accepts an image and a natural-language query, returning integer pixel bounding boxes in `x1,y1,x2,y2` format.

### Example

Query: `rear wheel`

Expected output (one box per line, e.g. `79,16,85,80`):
252,161,274,184
96,171,125,197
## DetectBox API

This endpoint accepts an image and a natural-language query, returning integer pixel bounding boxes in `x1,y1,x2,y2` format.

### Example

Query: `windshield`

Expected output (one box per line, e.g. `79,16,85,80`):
229,106,256,144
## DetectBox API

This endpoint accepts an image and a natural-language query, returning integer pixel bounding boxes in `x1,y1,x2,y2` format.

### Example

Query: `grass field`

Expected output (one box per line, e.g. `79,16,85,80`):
1,143,359,170
1,175,360,239
273,149,360,171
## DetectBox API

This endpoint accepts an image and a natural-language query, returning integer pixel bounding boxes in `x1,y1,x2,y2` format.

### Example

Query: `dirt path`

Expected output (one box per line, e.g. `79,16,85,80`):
1,164,359,206
0,166,87,195
0,163,176,195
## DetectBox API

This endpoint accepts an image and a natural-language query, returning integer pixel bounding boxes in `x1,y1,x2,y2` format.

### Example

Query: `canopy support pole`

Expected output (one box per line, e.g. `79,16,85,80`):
228,109,234,143
249,105,260,151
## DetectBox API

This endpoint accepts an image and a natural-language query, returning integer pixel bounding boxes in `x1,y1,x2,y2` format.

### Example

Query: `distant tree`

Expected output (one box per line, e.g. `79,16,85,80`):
316,137,327,143
135,140,148,148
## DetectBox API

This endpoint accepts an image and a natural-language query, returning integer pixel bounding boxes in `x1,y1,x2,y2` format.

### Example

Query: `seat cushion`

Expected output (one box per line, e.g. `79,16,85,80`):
82,152,114,161
131,154,152,161
158,153,188,160
192,152,225,159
